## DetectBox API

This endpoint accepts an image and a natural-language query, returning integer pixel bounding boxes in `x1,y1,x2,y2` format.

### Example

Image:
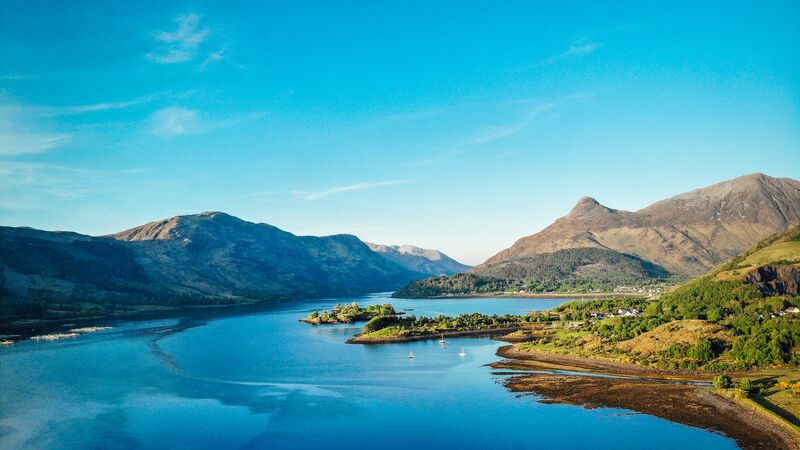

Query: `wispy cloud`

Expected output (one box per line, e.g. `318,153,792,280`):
396,93,594,167
149,107,265,139
0,93,158,155
200,46,228,71
565,39,601,57
543,38,601,65
150,107,199,137
0,133,70,155
37,95,157,116
146,14,211,64
55,98,152,115
465,100,559,145
0,97,71,155
468,124,526,145
517,38,602,70
345,106,447,136
293,180,409,201
0,162,145,207
0,74,32,81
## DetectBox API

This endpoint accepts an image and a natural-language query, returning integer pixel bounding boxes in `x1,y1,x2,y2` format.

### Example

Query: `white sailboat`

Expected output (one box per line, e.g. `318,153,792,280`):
407,351,414,359
439,334,446,344
458,346,466,357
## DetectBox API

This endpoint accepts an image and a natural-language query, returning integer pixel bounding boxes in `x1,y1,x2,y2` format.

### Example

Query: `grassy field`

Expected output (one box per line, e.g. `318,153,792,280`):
713,373,800,442
747,371,800,429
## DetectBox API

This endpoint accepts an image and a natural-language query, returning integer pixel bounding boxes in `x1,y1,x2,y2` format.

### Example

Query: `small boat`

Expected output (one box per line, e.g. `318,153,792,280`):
439,334,446,344
459,347,466,357
407,351,414,359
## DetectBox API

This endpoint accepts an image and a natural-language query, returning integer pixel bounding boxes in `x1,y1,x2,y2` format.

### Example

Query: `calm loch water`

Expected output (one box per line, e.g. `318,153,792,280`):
0,294,737,449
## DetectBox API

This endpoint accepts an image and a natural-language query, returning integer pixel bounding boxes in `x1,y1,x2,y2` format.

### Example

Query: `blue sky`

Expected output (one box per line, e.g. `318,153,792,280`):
1,1,799,264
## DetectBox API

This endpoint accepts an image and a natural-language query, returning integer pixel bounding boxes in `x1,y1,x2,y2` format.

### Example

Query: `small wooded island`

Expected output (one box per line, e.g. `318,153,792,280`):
302,304,528,343
300,303,399,325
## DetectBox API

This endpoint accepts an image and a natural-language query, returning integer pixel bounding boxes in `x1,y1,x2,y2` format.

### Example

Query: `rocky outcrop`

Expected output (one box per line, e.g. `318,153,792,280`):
744,265,800,295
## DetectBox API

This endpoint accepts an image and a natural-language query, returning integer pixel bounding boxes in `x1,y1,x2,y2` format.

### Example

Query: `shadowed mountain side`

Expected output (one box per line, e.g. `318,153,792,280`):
0,227,154,304
0,212,424,322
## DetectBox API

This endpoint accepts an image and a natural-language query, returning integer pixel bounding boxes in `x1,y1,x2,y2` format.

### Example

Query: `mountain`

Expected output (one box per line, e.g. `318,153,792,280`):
395,174,800,297
0,212,422,322
483,174,800,277
366,243,471,276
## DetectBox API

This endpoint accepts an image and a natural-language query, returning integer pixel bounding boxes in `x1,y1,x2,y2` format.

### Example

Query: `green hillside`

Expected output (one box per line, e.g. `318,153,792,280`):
393,247,673,298
713,225,800,281
511,225,800,370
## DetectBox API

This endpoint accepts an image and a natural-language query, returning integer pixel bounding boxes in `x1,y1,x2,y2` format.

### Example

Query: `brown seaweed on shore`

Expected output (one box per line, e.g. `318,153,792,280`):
495,361,798,450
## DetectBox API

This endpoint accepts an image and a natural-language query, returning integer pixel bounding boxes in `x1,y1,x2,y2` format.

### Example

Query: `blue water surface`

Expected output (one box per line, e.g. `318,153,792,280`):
0,294,738,449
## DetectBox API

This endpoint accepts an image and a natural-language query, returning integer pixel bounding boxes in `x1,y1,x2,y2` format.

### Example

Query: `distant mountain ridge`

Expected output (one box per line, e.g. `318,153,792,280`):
366,242,471,276
395,174,800,297
0,212,429,322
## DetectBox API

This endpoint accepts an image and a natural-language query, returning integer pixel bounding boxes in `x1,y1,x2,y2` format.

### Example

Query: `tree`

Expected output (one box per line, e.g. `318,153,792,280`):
644,301,662,317
713,374,732,389
739,378,753,397
706,308,723,322
689,338,715,364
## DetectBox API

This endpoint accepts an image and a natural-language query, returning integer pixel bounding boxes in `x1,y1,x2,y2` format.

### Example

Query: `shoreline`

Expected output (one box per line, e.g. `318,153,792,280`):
0,291,638,335
494,344,720,380
494,345,800,450
393,292,651,300
347,326,521,344
0,300,307,340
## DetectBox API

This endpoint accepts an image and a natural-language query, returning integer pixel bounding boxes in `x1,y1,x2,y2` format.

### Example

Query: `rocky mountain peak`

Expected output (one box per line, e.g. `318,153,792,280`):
576,196,600,207
567,196,611,218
